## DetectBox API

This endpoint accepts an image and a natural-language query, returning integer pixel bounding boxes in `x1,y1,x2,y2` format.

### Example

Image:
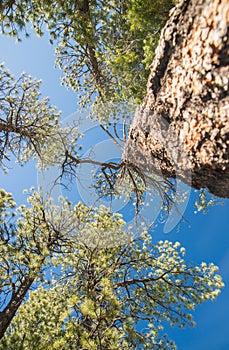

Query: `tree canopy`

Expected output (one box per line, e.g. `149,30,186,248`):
0,63,61,165
0,190,224,348
0,0,177,122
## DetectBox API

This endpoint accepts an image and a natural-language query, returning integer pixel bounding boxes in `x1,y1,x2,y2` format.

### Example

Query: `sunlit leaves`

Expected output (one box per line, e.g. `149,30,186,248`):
0,63,60,164
0,193,224,348
0,63,82,169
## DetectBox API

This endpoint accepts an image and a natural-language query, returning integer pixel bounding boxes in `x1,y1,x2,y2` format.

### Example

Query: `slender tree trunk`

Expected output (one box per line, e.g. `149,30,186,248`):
0,277,34,339
123,0,229,197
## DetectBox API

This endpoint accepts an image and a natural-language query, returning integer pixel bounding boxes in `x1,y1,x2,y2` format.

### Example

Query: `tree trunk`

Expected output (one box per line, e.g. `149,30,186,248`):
0,277,34,339
123,0,229,198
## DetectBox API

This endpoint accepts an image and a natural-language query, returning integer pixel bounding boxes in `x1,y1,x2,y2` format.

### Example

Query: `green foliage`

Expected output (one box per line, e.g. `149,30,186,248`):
0,63,60,164
0,63,82,169
0,191,224,349
0,189,71,299
0,0,177,123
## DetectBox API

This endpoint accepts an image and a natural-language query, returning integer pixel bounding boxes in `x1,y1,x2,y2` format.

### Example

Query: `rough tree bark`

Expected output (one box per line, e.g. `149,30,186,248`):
123,0,229,198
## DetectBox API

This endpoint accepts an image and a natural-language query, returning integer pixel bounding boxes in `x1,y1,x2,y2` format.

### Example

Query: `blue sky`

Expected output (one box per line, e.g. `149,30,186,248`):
0,31,229,350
